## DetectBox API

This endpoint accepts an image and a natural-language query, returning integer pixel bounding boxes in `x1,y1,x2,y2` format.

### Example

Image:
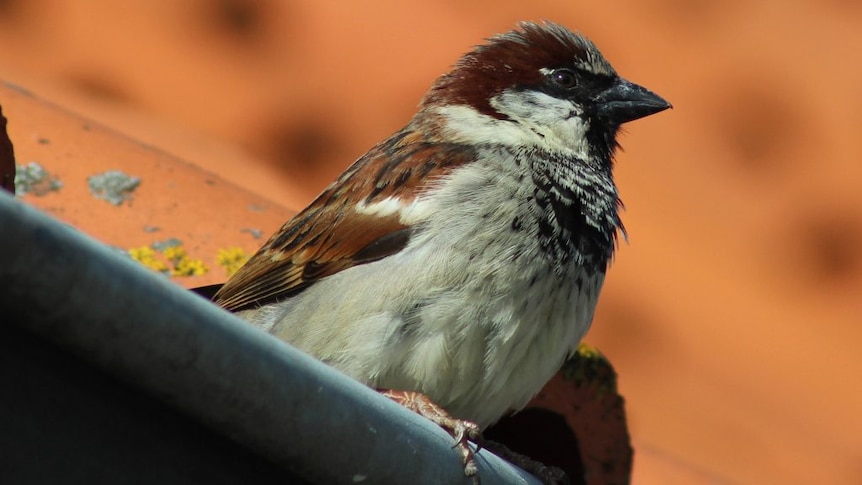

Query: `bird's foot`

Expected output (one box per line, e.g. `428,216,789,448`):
379,389,483,482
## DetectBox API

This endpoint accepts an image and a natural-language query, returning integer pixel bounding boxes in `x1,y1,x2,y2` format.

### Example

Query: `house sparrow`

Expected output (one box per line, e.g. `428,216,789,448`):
213,21,669,482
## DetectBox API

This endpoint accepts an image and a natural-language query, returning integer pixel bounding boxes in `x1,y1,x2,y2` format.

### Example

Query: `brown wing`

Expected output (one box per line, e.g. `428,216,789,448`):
213,124,477,312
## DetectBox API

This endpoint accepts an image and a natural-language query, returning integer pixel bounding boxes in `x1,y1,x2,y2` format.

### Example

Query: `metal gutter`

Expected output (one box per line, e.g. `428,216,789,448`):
0,191,541,484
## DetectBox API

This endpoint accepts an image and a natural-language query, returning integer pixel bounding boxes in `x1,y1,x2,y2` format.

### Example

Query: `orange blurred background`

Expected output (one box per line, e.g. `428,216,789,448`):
1,1,861,483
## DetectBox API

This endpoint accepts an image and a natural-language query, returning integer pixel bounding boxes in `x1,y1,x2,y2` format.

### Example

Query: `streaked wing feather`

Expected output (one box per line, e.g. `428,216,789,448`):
213,124,477,312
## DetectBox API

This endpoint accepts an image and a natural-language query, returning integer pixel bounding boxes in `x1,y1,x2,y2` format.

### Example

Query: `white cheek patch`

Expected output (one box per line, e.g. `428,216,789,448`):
493,89,583,124
435,92,592,160
434,105,526,147
491,90,592,159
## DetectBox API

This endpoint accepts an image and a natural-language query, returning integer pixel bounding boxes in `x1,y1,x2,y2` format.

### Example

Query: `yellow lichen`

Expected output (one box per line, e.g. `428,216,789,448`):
576,342,602,359
128,243,208,277
171,256,208,277
163,246,187,263
128,245,169,273
562,342,617,397
216,247,250,276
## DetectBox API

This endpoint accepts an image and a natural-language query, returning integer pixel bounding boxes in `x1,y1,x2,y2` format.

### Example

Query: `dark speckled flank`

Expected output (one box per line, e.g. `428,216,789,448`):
529,149,622,276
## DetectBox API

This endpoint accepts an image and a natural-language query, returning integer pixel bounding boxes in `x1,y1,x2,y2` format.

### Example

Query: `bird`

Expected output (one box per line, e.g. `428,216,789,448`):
211,21,670,482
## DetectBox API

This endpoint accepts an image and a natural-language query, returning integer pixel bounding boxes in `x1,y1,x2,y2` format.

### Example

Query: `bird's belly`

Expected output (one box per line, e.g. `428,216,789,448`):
372,269,603,429
237,240,604,430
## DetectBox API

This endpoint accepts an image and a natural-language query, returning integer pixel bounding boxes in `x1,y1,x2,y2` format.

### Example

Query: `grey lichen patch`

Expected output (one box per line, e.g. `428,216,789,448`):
88,170,141,206
15,162,63,196
241,227,263,239
151,237,182,251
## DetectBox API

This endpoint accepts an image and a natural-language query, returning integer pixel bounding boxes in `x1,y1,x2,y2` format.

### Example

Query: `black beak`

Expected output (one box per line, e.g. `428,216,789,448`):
595,78,671,125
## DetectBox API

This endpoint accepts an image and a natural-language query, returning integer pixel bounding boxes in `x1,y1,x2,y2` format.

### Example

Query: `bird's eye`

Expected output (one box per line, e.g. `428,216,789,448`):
551,69,577,89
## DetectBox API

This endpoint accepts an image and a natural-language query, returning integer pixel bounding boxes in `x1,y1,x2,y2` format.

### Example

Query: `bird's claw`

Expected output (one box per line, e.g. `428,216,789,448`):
379,389,483,482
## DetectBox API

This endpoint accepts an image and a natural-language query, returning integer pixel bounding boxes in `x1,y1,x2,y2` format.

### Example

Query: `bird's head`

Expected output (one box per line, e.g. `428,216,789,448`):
422,21,671,161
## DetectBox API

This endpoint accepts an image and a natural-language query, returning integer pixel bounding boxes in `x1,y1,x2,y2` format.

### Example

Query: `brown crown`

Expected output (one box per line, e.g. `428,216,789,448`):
421,21,614,119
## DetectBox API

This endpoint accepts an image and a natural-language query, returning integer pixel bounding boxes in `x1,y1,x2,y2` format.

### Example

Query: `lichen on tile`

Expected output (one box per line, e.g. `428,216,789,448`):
15,162,63,196
128,246,169,273
88,170,140,206
216,247,250,276
151,237,182,251
241,227,262,239
128,240,208,277
164,246,207,276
